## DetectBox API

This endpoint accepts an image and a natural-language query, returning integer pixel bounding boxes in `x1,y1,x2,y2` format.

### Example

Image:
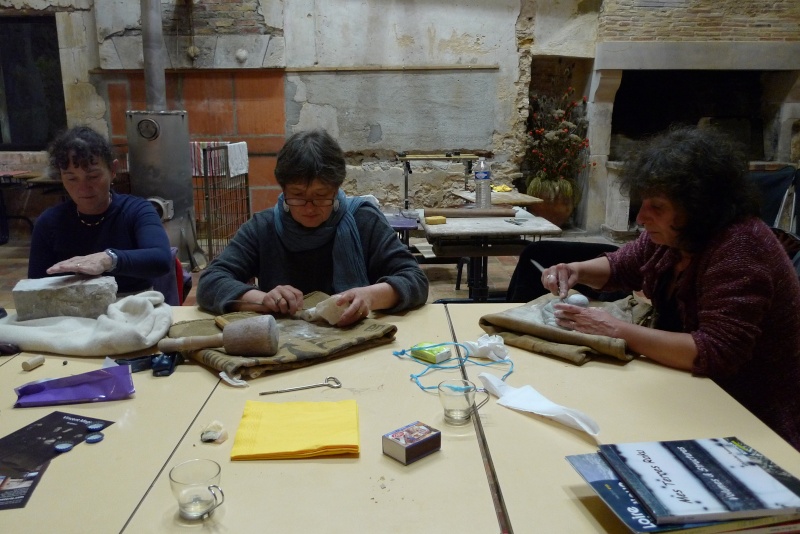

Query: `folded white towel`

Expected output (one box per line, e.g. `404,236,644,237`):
0,291,172,356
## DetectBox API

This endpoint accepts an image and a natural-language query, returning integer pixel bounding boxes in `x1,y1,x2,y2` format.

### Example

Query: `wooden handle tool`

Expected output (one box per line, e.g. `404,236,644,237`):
158,315,279,357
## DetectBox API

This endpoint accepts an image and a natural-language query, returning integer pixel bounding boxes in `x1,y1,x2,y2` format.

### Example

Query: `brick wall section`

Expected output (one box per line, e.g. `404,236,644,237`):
103,71,284,214
599,0,800,41
163,1,270,36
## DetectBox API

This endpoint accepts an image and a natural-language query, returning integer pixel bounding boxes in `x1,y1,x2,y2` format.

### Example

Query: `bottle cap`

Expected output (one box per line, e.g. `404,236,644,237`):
87,422,104,432
54,442,74,453
85,433,104,444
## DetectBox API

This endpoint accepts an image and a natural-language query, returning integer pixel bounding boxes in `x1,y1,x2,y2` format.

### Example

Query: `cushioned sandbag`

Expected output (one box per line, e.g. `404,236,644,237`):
166,292,397,379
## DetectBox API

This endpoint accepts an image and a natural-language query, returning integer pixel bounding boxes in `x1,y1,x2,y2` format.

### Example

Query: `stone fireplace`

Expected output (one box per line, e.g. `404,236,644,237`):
582,41,800,236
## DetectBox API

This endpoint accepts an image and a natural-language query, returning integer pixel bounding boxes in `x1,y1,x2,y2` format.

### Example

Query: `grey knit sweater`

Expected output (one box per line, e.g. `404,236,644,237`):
197,202,428,316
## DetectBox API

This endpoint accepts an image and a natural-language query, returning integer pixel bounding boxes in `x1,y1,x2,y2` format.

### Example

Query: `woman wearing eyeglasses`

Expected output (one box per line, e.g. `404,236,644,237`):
196,129,429,326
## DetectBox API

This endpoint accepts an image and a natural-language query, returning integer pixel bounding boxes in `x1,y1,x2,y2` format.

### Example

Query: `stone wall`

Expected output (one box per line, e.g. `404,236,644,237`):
163,0,273,36
3,0,799,237
599,0,800,41
585,0,800,235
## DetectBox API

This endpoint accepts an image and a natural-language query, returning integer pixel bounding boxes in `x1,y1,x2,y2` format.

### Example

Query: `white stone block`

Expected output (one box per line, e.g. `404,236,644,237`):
13,276,118,321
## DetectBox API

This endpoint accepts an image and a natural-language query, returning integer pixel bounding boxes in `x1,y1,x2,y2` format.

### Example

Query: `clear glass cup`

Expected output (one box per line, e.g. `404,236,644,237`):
438,379,489,425
169,458,225,520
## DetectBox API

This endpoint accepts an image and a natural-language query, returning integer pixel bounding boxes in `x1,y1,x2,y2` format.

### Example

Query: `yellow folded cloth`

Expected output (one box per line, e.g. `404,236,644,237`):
231,399,360,460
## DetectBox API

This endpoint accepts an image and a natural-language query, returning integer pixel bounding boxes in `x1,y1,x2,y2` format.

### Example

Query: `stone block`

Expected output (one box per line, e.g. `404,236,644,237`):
13,276,118,321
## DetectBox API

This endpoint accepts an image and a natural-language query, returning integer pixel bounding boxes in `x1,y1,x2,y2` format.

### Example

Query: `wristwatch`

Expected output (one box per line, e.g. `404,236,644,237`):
105,249,119,272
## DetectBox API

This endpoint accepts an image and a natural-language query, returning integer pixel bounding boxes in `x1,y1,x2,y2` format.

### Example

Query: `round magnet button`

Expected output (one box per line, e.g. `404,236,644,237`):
54,442,74,453
87,423,104,432
85,432,104,444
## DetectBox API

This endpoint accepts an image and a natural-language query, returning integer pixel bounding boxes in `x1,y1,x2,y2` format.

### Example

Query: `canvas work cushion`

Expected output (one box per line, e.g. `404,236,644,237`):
478,293,655,365
166,292,398,379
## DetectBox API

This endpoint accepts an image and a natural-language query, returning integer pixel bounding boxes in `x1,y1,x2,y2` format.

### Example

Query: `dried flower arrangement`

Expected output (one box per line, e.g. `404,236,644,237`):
522,86,589,209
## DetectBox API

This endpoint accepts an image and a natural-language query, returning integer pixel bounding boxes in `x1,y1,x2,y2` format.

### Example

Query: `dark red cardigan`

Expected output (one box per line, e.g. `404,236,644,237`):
605,218,800,451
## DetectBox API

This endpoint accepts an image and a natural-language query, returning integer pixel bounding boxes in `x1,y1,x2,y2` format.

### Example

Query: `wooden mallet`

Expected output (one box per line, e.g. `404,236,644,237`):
158,315,279,357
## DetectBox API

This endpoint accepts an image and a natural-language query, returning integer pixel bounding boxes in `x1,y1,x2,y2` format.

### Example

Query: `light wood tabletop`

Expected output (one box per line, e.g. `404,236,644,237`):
4,303,797,533
0,308,221,533
443,302,800,533
452,189,543,206
123,305,500,534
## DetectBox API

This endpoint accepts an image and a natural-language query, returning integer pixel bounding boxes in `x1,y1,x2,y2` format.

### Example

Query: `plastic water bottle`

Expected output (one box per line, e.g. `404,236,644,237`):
474,157,492,209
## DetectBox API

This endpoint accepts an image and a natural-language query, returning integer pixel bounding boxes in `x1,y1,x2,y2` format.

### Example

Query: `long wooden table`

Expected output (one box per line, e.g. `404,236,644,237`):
0,324,221,532
0,305,499,533
123,304,499,533
2,303,799,533
421,216,561,302
451,190,543,207
442,302,800,533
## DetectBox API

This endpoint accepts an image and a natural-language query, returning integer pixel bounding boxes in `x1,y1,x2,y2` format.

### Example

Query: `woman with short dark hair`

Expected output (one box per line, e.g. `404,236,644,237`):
541,126,800,451
28,126,172,296
197,129,428,326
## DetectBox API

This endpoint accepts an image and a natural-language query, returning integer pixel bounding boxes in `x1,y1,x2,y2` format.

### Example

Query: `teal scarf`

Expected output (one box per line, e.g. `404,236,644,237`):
273,189,370,292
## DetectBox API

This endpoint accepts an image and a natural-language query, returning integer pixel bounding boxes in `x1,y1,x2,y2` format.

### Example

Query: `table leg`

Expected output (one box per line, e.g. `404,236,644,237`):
467,256,490,302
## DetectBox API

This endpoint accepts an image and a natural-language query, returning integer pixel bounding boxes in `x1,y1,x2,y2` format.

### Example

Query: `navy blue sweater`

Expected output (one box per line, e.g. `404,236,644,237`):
28,193,172,294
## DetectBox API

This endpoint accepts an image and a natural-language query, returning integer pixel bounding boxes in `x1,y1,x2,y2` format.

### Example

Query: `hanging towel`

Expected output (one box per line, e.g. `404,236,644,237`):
226,142,249,177
190,141,228,176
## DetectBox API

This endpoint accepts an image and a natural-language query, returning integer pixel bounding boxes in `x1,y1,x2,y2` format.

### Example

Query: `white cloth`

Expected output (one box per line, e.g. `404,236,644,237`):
0,291,172,356
463,334,509,361
478,373,600,436
227,142,249,177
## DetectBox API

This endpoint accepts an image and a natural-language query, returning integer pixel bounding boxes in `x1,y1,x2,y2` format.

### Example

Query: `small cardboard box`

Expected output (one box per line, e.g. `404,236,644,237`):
382,421,441,465
410,343,451,364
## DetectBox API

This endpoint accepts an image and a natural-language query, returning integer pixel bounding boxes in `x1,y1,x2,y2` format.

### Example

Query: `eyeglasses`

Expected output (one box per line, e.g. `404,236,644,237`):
284,198,333,208
284,197,336,207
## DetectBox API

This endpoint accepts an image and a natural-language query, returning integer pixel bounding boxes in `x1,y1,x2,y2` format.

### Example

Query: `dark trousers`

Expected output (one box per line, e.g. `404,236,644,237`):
506,240,627,303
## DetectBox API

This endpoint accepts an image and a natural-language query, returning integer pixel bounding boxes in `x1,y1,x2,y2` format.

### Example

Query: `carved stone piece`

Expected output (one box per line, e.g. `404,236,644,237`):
12,275,118,321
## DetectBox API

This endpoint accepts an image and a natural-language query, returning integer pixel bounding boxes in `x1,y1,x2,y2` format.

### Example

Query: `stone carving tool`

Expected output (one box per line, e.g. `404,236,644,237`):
158,314,279,357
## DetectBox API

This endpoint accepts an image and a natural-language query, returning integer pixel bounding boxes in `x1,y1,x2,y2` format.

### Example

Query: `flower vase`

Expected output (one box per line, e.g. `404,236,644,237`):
527,198,574,227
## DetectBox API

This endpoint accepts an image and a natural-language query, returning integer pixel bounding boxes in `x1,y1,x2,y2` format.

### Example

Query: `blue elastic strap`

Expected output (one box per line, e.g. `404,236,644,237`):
392,342,514,391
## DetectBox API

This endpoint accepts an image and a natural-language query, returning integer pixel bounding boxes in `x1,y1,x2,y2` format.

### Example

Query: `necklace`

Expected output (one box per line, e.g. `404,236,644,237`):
76,192,112,227
77,209,105,227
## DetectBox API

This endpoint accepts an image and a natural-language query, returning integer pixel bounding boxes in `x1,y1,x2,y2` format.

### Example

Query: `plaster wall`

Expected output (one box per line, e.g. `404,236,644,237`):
1,0,528,212
282,2,519,154
5,1,800,232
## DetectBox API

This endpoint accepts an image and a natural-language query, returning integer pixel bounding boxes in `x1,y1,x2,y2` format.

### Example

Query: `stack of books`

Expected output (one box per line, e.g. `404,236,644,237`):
567,436,800,533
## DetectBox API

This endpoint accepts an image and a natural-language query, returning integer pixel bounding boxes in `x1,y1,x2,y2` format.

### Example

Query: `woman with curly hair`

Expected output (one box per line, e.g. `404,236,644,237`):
541,126,800,451
28,126,172,296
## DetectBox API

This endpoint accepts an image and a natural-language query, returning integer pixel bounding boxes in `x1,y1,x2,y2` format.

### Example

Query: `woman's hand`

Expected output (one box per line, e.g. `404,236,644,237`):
235,285,304,315
552,302,623,338
46,252,112,276
334,288,373,327
263,285,304,315
541,263,577,299
553,301,698,370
